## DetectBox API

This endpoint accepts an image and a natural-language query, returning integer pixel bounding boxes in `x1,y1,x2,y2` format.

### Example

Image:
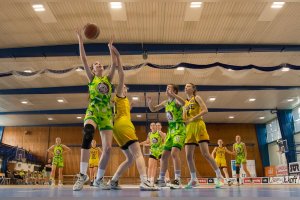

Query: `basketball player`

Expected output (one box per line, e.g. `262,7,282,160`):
73,29,118,191
109,45,157,191
89,140,102,186
147,84,186,189
233,135,251,186
47,137,71,187
211,139,234,186
183,83,223,189
140,122,166,186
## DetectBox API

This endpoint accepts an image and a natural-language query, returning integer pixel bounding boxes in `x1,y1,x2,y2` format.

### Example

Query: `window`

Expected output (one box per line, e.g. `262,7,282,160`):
292,106,300,133
266,119,282,143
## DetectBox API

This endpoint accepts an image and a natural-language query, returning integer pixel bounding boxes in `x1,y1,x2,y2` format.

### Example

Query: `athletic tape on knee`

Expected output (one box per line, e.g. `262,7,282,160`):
81,124,95,149
236,166,240,174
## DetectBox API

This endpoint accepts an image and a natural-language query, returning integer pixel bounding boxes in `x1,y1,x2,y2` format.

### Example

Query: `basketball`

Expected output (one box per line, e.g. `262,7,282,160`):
84,23,100,40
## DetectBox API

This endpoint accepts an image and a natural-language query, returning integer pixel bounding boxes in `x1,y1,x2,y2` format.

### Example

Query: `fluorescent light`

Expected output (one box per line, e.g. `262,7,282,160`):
208,97,216,102
57,99,64,103
190,2,202,8
110,2,122,9
287,98,294,102
32,4,45,12
77,116,82,119
248,98,256,102
228,116,235,119
176,67,185,71
24,70,32,73
137,114,142,118
21,100,28,104
132,96,139,101
48,117,53,121
281,67,290,72
271,2,285,8
227,69,234,72
259,117,265,120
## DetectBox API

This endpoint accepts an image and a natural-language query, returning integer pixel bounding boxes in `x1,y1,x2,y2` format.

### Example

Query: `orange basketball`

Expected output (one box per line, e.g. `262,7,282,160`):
84,23,100,40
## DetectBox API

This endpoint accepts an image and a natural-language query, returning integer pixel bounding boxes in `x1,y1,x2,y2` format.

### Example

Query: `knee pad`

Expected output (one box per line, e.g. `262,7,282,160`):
236,166,240,174
81,124,95,149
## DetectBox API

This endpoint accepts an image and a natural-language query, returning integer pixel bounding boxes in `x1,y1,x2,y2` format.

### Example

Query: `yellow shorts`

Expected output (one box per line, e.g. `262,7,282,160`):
215,158,227,168
185,120,209,144
89,159,99,168
113,117,138,149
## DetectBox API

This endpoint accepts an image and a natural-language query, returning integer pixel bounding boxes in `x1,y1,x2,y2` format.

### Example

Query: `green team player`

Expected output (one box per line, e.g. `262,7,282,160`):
233,135,251,186
141,122,166,186
73,29,119,191
47,137,71,187
147,84,186,189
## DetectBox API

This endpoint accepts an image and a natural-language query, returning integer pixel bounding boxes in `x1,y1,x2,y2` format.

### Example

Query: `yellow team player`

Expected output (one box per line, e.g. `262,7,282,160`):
89,140,102,186
211,139,234,186
109,45,156,191
183,83,224,189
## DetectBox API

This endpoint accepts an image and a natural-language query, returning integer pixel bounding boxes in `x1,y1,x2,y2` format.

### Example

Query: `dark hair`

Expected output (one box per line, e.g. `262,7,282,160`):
188,83,197,95
169,84,179,94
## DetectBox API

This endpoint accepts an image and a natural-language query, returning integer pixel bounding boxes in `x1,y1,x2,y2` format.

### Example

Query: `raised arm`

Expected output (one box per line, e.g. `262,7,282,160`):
111,45,124,97
211,147,217,158
147,97,166,112
76,29,93,82
167,90,185,106
107,37,118,82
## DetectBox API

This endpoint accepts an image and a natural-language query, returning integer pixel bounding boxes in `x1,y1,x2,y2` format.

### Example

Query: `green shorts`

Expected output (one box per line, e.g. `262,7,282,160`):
52,156,64,168
164,122,186,151
84,103,113,130
150,147,163,160
236,155,247,165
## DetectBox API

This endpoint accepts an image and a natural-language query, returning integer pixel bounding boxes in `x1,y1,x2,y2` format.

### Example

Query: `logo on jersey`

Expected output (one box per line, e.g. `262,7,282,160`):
97,83,109,94
152,138,158,144
166,111,173,121
56,149,61,155
175,135,181,142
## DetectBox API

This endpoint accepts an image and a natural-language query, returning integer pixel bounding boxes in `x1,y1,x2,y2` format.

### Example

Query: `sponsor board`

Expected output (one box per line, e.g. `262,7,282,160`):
198,178,207,184
289,162,300,174
207,178,214,184
262,177,269,184
276,165,288,176
243,177,262,184
265,166,276,177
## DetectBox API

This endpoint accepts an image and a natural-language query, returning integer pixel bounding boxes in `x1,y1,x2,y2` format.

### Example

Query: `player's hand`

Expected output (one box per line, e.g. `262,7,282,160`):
166,88,175,97
76,28,83,40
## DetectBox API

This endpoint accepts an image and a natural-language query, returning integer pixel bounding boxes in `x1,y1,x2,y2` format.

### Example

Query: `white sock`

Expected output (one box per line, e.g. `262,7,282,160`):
96,168,105,180
80,162,88,175
191,172,197,180
175,170,181,180
215,169,223,179
140,175,148,182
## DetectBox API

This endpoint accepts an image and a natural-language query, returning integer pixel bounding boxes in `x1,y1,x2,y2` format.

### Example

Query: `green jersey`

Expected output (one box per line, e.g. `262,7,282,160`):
234,142,245,157
165,99,183,123
149,131,163,149
88,76,112,112
54,145,63,158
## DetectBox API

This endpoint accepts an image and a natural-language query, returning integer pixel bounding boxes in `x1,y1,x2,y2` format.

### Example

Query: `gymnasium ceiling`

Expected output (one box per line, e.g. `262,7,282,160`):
1,0,300,126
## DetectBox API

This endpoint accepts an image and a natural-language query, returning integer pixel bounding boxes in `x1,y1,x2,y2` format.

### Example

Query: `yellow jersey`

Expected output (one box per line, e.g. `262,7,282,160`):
89,147,99,160
216,147,226,160
114,95,131,120
185,96,202,121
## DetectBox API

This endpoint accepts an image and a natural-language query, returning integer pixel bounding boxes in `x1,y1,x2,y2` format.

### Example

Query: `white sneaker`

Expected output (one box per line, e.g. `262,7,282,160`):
93,178,110,190
109,180,122,190
73,174,89,191
185,179,199,189
140,180,159,191
215,178,224,188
